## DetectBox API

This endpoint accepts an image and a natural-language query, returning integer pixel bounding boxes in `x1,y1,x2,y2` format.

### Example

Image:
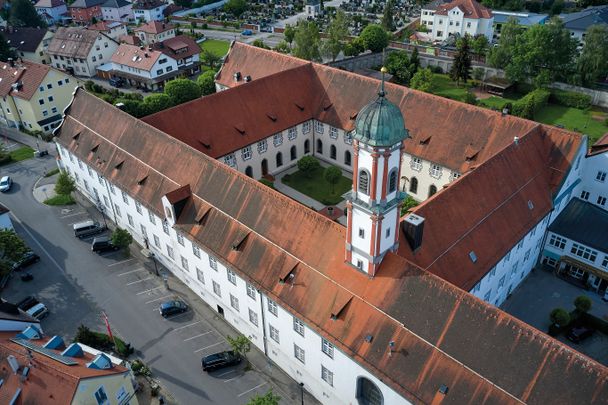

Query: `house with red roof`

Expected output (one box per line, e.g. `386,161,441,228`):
134,20,175,45
420,0,494,41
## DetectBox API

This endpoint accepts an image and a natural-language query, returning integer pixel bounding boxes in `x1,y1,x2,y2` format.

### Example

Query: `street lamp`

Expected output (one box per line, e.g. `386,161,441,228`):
299,382,304,405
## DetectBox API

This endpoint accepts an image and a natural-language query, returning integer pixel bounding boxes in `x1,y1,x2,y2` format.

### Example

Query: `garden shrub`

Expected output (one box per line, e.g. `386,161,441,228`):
549,89,591,109
430,65,443,74
549,308,571,327
511,89,550,119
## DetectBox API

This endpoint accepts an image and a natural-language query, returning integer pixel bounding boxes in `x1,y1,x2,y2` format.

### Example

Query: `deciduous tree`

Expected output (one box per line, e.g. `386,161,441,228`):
223,0,247,18
321,9,349,61
247,390,280,405
487,17,521,69
472,34,489,56
226,334,251,358
201,49,221,69
0,229,28,275
111,228,133,252
164,78,202,105
410,67,434,92
196,70,216,96
293,20,321,61
284,24,296,48
360,24,389,53
297,156,320,178
381,0,395,32
324,166,342,194
10,0,47,28
142,93,174,114
0,34,16,62
55,171,76,196
574,25,608,86
574,296,592,313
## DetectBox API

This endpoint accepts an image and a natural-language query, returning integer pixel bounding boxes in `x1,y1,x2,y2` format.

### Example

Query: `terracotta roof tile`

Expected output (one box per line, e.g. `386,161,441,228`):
134,20,174,34
588,133,608,156
111,43,162,71
0,60,50,100
55,90,608,404
434,0,492,18
48,27,115,59
153,35,199,60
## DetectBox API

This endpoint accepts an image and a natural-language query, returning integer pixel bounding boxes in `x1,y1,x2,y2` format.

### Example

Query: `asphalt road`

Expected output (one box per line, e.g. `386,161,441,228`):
0,157,281,404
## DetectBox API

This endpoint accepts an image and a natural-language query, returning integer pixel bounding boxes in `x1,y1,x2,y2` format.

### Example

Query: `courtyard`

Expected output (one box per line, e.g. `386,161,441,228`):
502,268,608,366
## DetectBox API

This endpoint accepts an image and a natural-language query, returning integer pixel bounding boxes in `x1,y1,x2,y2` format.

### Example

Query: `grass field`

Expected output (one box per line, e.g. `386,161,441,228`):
199,39,230,57
10,146,34,162
430,74,473,101
282,167,351,205
44,194,75,206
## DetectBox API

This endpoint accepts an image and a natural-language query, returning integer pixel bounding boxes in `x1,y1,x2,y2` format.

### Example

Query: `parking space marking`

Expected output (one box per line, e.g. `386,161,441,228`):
237,383,267,397
144,295,173,304
194,341,224,353
173,320,203,331
118,268,147,277
126,276,154,286
217,370,236,378
108,258,136,267
164,311,190,321
137,286,164,295
224,375,242,383
60,211,85,218
183,332,212,342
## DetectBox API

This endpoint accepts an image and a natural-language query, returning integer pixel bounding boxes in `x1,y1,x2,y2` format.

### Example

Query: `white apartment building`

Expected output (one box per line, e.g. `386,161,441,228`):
87,21,128,41
132,0,167,22
108,43,179,90
101,0,133,22
420,0,494,41
134,21,175,45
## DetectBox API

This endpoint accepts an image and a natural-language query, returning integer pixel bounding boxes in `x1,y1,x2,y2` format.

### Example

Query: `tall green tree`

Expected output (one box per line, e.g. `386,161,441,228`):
111,228,133,252
450,35,472,85
284,24,296,48
385,51,413,85
321,9,349,61
0,229,28,275
472,35,489,56
226,334,251,358
0,34,16,62
197,70,217,96
223,0,247,18
574,25,608,86
487,17,522,69
164,78,202,105
381,0,395,32
410,67,434,92
324,166,342,194
360,24,389,53
142,93,174,114
9,0,47,28
55,171,76,196
293,20,321,61
201,49,221,69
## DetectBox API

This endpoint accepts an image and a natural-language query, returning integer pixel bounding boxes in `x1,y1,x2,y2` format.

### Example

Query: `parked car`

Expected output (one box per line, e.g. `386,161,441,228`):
0,176,12,192
11,251,40,271
26,302,49,320
109,77,124,88
201,350,241,371
91,236,119,253
159,300,188,317
241,29,253,36
73,220,106,239
16,296,39,311
567,326,595,343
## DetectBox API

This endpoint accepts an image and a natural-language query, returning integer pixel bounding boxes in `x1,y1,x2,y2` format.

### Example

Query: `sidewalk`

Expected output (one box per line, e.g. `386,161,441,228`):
0,124,56,154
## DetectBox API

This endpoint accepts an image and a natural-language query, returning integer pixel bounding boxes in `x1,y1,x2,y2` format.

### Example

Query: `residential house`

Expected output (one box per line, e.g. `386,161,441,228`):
87,20,128,41
492,10,548,40
0,60,78,133
47,27,119,77
0,330,138,404
305,0,321,18
560,5,608,45
0,204,12,230
0,27,53,65
132,0,168,22
153,35,200,76
420,0,494,41
134,20,175,44
34,0,68,25
68,0,105,24
101,0,134,22
106,43,178,90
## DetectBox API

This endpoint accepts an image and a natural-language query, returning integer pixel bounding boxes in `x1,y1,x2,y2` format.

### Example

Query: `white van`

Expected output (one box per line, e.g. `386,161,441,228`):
73,220,105,239
26,303,49,320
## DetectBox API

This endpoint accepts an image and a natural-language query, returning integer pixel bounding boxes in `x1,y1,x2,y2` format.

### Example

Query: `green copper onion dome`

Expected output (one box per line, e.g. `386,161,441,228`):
353,68,409,147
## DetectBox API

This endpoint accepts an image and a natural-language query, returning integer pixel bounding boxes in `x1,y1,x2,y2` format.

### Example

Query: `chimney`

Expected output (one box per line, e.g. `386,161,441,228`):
233,71,241,81
402,213,425,251
8,58,14,67
244,75,251,82
513,136,519,145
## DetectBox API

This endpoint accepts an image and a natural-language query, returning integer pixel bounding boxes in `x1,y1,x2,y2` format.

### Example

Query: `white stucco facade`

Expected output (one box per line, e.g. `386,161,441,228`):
133,3,167,22
422,5,494,41
50,35,118,77
101,3,133,22
574,151,608,211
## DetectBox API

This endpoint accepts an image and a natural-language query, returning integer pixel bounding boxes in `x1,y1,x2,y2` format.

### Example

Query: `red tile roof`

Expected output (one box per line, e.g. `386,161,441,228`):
55,89,608,404
588,133,608,156
134,20,174,34
0,60,50,100
434,0,492,19
153,35,199,60
111,43,162,71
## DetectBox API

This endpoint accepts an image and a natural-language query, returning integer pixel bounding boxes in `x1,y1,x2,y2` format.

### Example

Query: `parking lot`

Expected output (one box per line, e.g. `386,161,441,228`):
0,157,299,404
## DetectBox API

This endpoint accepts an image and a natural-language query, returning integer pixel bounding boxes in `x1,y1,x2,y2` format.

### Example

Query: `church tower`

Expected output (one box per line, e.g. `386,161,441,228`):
345,70,410,277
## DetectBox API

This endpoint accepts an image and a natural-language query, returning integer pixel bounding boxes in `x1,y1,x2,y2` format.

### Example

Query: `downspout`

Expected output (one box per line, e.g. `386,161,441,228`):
258,291,268,357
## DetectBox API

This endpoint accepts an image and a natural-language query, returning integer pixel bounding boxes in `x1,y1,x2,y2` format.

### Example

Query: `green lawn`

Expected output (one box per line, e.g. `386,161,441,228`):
199,39,230,57
282,167,351,205
430,74,474,101
44,194,75,206
44,168,60,178
534,106,608,144
0,146,35,166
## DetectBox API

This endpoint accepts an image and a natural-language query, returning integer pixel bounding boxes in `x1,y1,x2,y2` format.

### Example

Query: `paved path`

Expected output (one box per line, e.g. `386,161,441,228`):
0,124,55,153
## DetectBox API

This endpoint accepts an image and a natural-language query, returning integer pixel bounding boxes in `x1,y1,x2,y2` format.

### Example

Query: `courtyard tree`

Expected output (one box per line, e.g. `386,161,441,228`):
324,166,342,194
549,308,571,327
574,295,592,313
472,34,489,56
574,25,608,87
55,171,76,196
297,156,320,178
111,228,133,253
164,78,202,105
450,34,472,85
201,49,221,69
293,20,321,61
487,17,522,69
360,24,389,53
10,0,47,28
247,389,281,405
227,334,251,359
274,41,290,54
197,70,217,96
284,24,296,48
223,0,247,18
410,67,434,92
400,196,419,216
0,229,28,275
344,37,365,57
252,39,269,49
142,93,174,114
321,9,349,61
381,0,395,32
385,50,414,85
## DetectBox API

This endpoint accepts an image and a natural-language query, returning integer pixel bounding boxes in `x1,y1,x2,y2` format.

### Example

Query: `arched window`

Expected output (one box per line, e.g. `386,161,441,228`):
358,170,369,195
304,139,310,154
388,169,397,193
290,145,297,161
316,139,323,155
276,152,283,168
245,166,253,178
344,151,351,166
429,184,437,197
330,145,337,160
409,177,418,194
356,377,384,405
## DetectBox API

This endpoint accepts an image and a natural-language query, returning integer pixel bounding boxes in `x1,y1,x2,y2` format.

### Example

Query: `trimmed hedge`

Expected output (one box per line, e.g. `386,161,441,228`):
550,89,591,109
579,312,608,335
512,89,550,119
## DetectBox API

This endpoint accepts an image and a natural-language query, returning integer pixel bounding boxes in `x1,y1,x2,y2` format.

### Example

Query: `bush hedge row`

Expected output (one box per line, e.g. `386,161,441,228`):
549,89,592,109
511,89,551,119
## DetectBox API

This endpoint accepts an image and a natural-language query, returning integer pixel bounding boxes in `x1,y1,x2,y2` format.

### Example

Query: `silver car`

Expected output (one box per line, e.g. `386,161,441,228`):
0,176,12,192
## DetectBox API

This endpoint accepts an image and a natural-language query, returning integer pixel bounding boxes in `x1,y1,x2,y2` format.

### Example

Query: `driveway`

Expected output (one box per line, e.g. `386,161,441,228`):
501,268,608,366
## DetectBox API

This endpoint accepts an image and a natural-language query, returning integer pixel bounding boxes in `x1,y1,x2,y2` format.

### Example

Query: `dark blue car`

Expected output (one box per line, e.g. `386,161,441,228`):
201,351,241,371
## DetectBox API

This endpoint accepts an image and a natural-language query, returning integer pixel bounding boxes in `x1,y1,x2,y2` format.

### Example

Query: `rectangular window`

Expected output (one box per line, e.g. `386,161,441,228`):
268,298,278,316
549,234,566,250
97,173,104,184
149,210,156,225
103,195,110,208
430,164,442,178
127,214,134,227
212,280,221,297
227,269,237,285
358,228,365,238
153,234,160,248
39,99,45,105
48,96,54,102
322,338,334,359
162,220,169,235
294,344,305,363
166,245,174,260
209,256,218,271
223,153,236,167
329,126,338,139
321,366,333,386
602,256,608,269
197,267,205,284
192,244,201,258
51,107,58,114
135,201,142,214
87,166,93,177
58,80,63,86
42,110,48,117
524,249,531,262
241,146,252,161
177,233,185,246
596,171,607,182
120,190,128,204
140,224,147,238
511,262,518,274
597,196,607,206
248,308,258,326
269,325,279,343
343,131,353,145
571,243,598,262
293,317,305,336
581,190,590,200
230,294,239,311
114,204,121,217
246,283,256,299
288,127,297,140
273,133,283,147
410,157,422,171
484,290,492,301
181,256,189,271
257,140,267,154
302,121,311,134
315,121,324,134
